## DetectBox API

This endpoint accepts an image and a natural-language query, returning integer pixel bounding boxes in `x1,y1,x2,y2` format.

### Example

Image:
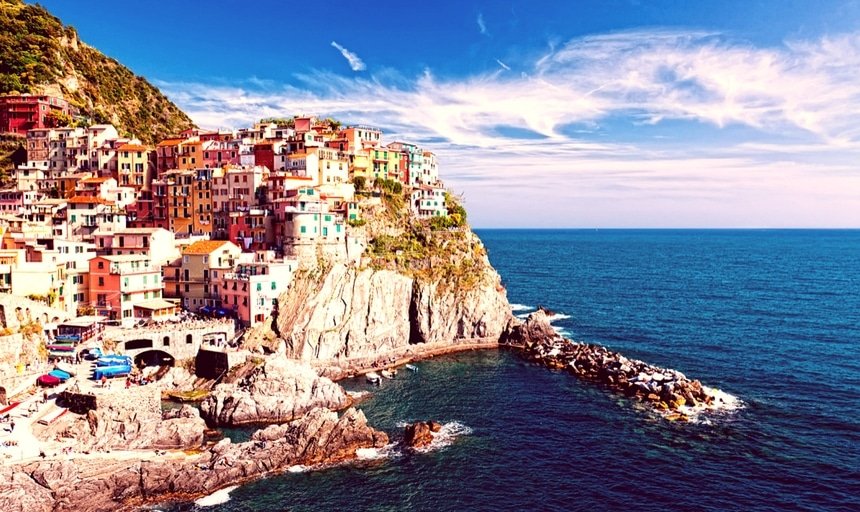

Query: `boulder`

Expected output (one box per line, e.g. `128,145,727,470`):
404,421,438,448
200,357,349,426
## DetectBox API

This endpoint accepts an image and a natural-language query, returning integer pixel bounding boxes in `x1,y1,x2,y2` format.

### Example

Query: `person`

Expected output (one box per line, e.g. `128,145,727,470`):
100,375,107,388
43,391,48,403
9,421,14,432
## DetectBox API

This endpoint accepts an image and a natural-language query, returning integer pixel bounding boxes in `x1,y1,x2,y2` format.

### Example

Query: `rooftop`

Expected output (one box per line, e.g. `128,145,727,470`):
183,239,232,255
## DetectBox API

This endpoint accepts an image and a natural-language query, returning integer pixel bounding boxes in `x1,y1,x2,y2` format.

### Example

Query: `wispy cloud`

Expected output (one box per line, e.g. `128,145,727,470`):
496,59,511,71
161,29,860,227
477,12,488,35
330,41,366,71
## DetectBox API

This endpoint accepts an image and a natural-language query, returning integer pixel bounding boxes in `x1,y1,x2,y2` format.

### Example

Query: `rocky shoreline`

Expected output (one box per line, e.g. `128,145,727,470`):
503,309,734,419
0,308,736,510
0,407,386,512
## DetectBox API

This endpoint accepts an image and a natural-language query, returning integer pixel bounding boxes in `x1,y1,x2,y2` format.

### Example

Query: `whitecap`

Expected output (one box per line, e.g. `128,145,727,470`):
515,312,531,319
356,443,399,460
545,313,572,322
287,465,308,473
510,304,535,312
194,486,238,507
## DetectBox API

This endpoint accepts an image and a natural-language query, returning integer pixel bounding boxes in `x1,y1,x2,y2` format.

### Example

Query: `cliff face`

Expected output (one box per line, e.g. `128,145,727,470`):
249,228,512,368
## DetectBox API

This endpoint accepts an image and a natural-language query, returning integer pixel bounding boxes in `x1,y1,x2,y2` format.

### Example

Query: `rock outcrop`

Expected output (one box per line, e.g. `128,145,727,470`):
200,357,349,426
403,420,442,449
0,408,387,512
51,387,206,451
253,260,511,367
503,312,729,417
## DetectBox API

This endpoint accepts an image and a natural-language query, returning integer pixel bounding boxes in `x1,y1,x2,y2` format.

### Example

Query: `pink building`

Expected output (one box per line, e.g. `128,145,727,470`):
89,255,163,325
219,257,297,326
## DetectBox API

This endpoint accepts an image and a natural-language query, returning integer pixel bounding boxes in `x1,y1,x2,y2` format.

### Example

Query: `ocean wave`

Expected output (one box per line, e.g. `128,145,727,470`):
651,386,743,424
356,443,400,461
194,486,238,507
510,304,535,312
545,313,572,322
515,312,531,319
552,326,571,338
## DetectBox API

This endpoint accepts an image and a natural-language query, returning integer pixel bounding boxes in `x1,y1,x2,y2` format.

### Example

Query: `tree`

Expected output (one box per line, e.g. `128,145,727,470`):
352,176,366,191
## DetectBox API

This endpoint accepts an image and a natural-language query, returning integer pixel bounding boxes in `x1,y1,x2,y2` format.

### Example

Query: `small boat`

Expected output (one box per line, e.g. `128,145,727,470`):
380,369,396,379
405,364,418,372
365,372,381,384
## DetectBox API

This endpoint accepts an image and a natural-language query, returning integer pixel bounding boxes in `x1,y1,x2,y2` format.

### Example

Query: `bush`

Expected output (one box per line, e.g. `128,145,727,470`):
352,176,366,191
347,218,366,227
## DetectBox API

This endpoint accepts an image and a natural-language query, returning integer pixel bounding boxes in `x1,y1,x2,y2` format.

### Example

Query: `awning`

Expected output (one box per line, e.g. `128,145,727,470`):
134,299,179,311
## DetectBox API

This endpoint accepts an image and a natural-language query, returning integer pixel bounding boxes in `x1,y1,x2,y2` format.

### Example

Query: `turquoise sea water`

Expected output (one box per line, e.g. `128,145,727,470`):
161,230,860,511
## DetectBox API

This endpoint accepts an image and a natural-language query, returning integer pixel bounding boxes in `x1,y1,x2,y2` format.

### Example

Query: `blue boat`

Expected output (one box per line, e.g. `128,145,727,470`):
92,364,132,380
96,355,132,367
48,369,71,381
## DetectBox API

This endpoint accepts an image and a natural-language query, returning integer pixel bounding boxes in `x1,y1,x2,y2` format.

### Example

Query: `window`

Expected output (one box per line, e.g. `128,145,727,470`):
256,283,262,292
97,277,104,286
97,261,103,269
271,281,276,290
163,336,170,347
186,334,193,344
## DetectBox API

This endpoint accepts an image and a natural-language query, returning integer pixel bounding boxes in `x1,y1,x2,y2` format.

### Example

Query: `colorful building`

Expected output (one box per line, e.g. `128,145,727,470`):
88,254,163,325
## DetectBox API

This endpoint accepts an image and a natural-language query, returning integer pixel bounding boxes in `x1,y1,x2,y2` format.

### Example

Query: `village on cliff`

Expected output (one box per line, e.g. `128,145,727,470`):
0,93,458,446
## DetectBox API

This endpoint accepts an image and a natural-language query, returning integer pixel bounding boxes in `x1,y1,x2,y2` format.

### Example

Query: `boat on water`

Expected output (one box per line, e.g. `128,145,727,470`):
405,364,418,372
381,369,396,379
365,371,381,384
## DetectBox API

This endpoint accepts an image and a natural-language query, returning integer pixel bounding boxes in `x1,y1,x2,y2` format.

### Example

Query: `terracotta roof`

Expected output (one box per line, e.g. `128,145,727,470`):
67,196,108,204
118,143,148,151
157,138,184,146
183,240,231,255
80,177,111,184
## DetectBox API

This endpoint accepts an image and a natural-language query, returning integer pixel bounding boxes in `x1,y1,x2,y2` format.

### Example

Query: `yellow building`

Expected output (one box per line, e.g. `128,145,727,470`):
116,143,152,191
348,148,372,182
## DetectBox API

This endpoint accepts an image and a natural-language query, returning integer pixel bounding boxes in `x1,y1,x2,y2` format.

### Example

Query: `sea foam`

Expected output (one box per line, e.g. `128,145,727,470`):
194,486,238,507
510,304,535,312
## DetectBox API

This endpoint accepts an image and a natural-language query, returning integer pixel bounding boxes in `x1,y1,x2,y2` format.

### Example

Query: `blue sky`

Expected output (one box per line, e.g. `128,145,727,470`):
36,0,860,227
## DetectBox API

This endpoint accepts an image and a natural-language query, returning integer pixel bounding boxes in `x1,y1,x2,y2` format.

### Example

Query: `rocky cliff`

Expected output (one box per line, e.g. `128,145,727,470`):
244,193,514,373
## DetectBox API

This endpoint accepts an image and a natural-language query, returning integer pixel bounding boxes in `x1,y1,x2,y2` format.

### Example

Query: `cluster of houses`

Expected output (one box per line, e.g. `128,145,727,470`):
0,95,451,328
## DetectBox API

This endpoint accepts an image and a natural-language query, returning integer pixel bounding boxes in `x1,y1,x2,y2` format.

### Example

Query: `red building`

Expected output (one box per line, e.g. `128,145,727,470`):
253,141,275,171
0,94,70,135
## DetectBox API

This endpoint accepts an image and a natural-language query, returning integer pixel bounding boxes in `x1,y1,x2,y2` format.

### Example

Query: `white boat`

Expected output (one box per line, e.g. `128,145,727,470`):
405,364,418,372
381,369,396,379
365,371,381,384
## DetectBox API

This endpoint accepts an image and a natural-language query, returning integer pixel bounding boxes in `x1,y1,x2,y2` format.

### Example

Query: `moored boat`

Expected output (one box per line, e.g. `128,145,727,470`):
365,371,381,384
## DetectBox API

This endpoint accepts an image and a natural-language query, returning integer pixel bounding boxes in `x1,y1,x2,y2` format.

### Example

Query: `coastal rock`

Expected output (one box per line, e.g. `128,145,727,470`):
0,408,386,512
403,421,440,448
200,357,349,426
50,386,206,451
245,242,511,367
503,311,716,414
500,308,559,347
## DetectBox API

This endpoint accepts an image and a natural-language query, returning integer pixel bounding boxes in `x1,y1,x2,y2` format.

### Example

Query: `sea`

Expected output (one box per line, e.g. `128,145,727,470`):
159,229,860,512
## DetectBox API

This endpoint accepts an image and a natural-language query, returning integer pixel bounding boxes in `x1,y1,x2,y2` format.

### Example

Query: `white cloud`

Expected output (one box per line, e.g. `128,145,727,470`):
330,41,366,71
496,59,511,71
477,13,488,35
160,29,860,227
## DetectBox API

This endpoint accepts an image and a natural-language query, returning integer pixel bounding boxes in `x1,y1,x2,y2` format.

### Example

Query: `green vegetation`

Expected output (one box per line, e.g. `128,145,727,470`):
260,116,295,127
0,0,194,143
361,186,487,291
347,218,366,227
352,176,366,191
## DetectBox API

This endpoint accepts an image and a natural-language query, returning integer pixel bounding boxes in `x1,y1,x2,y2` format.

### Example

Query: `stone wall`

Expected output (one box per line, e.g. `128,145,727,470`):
105,319,236,361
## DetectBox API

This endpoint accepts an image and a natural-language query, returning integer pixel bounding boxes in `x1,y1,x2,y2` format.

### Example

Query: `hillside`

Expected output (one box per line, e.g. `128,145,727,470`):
0,0,194,144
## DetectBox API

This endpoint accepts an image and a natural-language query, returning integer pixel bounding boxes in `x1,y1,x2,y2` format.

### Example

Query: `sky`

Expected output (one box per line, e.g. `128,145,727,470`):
34,0,860,228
